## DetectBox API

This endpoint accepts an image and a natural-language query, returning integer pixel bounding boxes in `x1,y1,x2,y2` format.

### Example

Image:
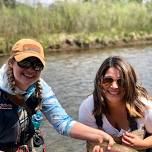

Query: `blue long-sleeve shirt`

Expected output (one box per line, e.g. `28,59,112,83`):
0,64,76,136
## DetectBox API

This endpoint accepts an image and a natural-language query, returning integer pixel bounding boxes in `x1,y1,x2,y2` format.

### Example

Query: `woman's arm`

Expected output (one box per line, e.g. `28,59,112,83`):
40,80,114,149
122,131,152,150
122,105,152,150
42,95,114,147
70,121,114,150
42,93,114,149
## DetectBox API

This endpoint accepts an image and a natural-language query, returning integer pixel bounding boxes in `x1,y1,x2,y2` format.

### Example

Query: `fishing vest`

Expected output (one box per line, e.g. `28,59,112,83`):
0,88,40,149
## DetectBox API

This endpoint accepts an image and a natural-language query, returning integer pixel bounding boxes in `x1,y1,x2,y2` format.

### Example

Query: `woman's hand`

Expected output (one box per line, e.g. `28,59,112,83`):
92,145,104,152
105,134,115,150
86,133,114,152
122,131,145,150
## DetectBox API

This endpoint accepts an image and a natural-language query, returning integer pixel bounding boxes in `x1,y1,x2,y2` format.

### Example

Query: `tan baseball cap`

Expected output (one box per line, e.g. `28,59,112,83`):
11,39,45,66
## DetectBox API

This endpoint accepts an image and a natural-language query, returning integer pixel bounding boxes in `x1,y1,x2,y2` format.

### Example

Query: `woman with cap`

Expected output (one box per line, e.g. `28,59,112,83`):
0,39,114,152
79,56,152,152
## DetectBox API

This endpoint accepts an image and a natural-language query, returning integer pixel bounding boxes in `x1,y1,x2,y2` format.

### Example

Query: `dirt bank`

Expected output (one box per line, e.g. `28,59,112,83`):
46,35,152,52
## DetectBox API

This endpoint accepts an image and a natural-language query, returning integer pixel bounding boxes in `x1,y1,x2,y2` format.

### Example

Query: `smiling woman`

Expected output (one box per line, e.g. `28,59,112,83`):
0,38,114,152
12,57,43,91
79,56,152,152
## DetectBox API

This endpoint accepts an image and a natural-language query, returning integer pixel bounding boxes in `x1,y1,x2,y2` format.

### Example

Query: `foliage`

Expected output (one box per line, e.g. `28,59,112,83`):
0,0,16,8
0,0,152,53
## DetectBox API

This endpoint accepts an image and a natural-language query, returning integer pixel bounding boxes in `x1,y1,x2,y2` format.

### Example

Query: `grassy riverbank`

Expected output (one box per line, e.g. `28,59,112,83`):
0,0,152,54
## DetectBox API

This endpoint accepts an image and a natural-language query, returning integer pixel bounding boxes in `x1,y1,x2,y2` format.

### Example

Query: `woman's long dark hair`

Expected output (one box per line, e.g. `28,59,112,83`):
93,56,149,128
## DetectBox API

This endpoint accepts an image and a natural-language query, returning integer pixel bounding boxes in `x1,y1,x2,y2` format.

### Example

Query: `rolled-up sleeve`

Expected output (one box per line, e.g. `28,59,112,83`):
40,78,76,136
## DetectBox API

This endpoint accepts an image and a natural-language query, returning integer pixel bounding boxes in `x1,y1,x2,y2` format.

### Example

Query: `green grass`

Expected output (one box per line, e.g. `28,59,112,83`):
0,1,152,53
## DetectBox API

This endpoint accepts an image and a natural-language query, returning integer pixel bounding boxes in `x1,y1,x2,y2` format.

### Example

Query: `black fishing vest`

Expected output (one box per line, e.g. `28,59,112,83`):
0,89,39,148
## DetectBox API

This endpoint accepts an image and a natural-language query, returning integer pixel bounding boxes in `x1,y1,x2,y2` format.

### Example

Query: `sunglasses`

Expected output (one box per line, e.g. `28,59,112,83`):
101,77,124,88
17,59,44,71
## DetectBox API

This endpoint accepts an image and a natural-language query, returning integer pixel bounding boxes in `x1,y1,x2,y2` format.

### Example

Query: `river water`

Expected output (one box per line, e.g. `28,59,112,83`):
1,45,152,152
39,45,152,152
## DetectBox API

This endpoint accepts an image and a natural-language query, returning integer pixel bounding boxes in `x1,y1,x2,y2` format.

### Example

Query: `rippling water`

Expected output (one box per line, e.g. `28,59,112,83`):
1,46,152,152
39,45,152,152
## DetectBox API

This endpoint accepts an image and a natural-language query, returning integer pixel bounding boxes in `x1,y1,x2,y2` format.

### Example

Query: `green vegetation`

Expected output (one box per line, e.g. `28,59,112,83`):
0,0,152,53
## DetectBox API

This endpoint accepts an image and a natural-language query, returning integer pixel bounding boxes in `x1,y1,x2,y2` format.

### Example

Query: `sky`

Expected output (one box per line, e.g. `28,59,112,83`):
16,0,78,5
16,0,152,6
16,0,54,6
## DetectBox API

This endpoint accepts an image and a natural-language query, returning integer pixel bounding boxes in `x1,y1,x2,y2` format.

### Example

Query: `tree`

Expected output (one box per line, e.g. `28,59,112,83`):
2,0,16,8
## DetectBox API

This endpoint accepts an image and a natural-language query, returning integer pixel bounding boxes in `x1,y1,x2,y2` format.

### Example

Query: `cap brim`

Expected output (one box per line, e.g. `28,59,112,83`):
14,52,45,66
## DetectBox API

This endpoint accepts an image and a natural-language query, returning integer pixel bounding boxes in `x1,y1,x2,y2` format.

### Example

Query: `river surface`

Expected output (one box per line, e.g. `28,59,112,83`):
1,45,152,152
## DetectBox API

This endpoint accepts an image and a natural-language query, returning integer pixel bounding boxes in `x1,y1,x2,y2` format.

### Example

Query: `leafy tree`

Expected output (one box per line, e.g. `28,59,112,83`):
2,0,16,8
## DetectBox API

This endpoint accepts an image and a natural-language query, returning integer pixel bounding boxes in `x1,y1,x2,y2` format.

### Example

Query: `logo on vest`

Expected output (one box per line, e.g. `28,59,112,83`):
0,103,12,109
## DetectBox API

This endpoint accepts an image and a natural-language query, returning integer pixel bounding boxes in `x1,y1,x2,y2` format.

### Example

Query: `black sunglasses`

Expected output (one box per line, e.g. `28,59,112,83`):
17,58,44,71
101,76,124,88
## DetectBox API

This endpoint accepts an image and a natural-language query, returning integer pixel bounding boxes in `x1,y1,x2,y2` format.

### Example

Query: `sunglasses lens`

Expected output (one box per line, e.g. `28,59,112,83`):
17,60,31,69
117,79,123,87
101,77,124,87
34,64,43,71
17,60,43,71
102,77,113,84
102,77,113,87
